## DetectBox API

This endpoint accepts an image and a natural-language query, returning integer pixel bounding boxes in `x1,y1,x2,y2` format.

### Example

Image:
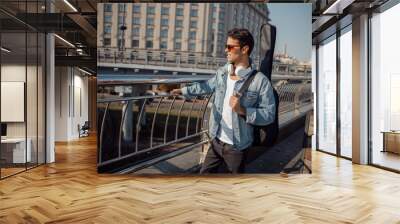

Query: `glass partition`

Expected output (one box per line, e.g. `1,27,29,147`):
0,1,46,179
0,25,28,178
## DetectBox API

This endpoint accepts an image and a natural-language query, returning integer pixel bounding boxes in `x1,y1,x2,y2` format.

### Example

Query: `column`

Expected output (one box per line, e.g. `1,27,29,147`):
352,14,369,164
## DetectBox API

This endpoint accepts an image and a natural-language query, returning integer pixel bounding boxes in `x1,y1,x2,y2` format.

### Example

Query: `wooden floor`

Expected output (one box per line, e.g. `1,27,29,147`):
1,135,400,223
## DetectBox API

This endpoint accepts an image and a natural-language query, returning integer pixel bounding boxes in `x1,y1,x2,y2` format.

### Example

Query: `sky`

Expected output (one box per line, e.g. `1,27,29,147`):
267,3,312,62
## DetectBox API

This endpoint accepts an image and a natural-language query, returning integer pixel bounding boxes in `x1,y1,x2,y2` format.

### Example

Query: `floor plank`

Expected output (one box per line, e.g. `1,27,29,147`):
1,135,400,223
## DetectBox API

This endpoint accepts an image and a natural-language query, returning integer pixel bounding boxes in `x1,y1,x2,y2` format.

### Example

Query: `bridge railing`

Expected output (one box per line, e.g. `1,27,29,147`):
97,78,312,173
97,48,311,76
98,48,233,70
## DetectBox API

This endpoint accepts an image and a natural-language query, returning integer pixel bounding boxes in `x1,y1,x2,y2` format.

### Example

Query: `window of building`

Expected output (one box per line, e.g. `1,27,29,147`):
132,27,140,37
132,39,139,47
146,40,153,48
161,7,169,15
104,25,111,34
339,26,352,158
175,30,182,39
217,33,223,42
219,22,224,31
133,17,140,25
176,20,183,27
104,4,112,12
317,35,337,155
219,11,225,20
189,43,196,51
190,20,197,29
190,9,198,17
160,41,167,49
146,28,154,37
118,3,126,12
147,7,155,15
370,4,400,171
146,17,154,25
104,15,112,23
174,42,181,50
118,15,124,24
103,38,111,46
161,29,168,38
133,5,141,14
176,8,184,16
217,46,223,53
161,18,169,26
189,31,196,40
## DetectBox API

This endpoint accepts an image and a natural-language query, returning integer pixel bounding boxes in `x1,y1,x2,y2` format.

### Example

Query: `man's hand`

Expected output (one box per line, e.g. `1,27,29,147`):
171,89,182,96
229,94,246,116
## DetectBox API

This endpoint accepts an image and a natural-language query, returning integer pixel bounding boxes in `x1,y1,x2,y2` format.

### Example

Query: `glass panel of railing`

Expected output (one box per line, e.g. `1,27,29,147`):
98,101,123,162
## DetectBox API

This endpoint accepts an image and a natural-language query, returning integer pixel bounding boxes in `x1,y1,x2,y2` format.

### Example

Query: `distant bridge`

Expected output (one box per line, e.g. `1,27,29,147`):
97,48,312,81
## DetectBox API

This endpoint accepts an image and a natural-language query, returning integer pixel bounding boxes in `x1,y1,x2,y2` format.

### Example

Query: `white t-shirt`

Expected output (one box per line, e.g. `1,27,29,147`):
217,75,238,144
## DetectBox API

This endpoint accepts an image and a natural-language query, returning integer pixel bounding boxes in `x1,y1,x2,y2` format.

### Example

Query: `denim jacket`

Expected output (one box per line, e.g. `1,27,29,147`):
181,63,276,150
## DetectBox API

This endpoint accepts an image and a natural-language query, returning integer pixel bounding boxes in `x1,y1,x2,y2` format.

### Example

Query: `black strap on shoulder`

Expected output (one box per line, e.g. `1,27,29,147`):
237,69,258,97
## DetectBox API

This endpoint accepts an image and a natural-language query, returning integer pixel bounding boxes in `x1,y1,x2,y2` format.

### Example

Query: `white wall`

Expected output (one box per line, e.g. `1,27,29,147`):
1,63,46,164
55,66,69,141
1,65,40,138
55,67,89,141
73,73,89,137
1,65,26,139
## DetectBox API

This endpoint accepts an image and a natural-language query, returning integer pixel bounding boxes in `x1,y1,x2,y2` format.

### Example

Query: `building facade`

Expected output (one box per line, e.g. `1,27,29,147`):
97,3,269,58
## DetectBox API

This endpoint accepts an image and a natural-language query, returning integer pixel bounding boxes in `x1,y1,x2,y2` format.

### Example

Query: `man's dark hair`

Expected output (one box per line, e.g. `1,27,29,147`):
227,28,254,55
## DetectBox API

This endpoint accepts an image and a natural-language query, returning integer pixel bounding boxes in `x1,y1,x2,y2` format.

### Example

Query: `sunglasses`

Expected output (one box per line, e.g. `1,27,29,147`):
225,44,241,51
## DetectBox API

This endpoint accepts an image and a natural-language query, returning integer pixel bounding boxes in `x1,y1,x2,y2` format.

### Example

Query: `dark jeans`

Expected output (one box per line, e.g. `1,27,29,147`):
200,138,248,174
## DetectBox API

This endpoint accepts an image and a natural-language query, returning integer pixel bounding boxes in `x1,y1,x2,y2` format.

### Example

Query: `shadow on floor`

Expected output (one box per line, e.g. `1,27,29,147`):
134,128,311,174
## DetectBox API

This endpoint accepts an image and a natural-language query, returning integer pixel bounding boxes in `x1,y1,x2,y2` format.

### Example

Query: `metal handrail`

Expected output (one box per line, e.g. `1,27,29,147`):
97,94,167,103
97,80,313,170
98,92,213,168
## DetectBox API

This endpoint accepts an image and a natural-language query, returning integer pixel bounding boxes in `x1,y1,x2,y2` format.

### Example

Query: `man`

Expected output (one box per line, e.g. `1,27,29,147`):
171,28,276,174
